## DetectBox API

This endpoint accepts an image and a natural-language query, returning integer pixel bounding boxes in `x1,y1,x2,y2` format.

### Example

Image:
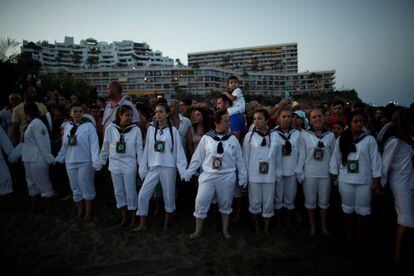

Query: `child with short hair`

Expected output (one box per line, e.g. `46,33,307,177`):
223,76,245,117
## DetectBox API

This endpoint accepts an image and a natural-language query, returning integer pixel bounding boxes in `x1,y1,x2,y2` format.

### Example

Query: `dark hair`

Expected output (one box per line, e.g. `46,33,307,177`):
154,103,174,152
277,106,291,117
109,81,123,94
180,98,192,106
24,101,40,118
155,102,170,113
339,109,367,165
214,109,228,124
115,105,133,123
68,102,83,113
227,75,239,83
392,108,413,144
218,94,233,107
192,107,210,134
254,108,270,120
332,100,345,108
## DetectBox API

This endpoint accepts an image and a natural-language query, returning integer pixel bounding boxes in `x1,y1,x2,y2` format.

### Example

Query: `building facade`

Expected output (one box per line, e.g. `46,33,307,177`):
188,43,298,73
22,36,173,70
68,66,334,97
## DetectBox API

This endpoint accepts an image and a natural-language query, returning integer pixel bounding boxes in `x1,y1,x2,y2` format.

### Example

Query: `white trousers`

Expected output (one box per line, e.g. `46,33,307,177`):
66,163,96,202
249,181,275,218
0,159,13,196
338,181,371,215
274,175,297,210
110,169,138,210
391,188,414,228
303,177,331,209
194,172,236,219
24,160,54,198
137,166,176,216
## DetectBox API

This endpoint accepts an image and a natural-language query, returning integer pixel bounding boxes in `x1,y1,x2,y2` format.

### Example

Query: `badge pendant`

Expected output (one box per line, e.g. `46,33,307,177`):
212,156,222,170
154,140,165,152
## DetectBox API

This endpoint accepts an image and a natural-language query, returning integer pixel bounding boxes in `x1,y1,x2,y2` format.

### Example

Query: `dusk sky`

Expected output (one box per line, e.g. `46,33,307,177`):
1,0,413,106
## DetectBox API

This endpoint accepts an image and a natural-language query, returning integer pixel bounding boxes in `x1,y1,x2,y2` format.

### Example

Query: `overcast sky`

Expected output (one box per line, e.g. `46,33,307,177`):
1,0,413,106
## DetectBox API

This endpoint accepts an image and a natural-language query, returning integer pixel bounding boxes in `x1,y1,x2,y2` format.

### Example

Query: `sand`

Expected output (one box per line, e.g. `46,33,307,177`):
0,189,407,275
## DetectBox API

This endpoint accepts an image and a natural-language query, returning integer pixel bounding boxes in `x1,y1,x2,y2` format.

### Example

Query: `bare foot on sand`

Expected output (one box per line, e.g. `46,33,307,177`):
189,231,202,240
133,224,147,232
223,231,232,240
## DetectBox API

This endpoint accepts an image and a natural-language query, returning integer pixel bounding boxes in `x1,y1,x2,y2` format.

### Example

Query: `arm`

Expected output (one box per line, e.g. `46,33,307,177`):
138,128,150,180
380,139,398,188
234,139,247,187
329,138,341,177
242,134,251,178
369,137,382,179
0,126,14,157
295,133,305,182
174,129,188,177
135,127,144,166
187,127,195,156
32,121,54,164
223,91,236,101
185,136,206,178
100,125,111,166
55,126,68,164
89,124,102,171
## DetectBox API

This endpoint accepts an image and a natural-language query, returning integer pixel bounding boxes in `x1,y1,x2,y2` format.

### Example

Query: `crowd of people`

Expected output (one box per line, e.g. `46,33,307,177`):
0,76,413,265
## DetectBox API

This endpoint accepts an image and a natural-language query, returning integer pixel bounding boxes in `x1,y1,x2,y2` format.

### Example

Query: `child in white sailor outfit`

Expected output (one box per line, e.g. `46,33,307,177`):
55,103,101,222
134,103,187,232
299,108,336,236
330,110,382,245
243,109,281,234
22,102,55,211
380,108,414,264
183,110,247,240
273,108,304,230
101,105,143,227
0,126,14,199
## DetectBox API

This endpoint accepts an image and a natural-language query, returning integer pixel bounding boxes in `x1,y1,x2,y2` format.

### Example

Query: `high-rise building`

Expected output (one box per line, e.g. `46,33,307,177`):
188,43,298,73
21,36,174,70
69,66,334,97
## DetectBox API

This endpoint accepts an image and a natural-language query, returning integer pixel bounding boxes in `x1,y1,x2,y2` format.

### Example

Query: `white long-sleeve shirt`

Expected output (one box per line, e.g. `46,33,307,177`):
381,137,414,190
55,120,101,169
274,127,303,177
101,122,143,173
227,87,246,116
22,118,54,164
299,129,336,178
243,130,281,183
185,131,247,187
0,126,13,161
139,123,187,179
330,134,382,184
102,98,140,131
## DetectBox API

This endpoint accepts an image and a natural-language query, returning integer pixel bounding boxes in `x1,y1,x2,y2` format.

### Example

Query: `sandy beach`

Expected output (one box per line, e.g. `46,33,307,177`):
0,187,408,275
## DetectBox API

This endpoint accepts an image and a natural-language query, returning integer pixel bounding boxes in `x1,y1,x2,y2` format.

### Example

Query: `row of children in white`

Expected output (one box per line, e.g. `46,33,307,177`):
0,104,412,244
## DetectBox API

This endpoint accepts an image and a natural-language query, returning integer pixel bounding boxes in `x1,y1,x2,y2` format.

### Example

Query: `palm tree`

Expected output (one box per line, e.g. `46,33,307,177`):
0,38,20,63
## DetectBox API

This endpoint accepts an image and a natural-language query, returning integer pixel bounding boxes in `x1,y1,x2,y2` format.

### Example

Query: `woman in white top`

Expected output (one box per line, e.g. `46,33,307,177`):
274,108,304,230
183,110,247,240
101,105,143,227
330,110,382,245
243,109,281,234
22,102,55,211
381,108,414,264
134,103,188,232
55,103,101,222
0,126,14,201
299,108,336,236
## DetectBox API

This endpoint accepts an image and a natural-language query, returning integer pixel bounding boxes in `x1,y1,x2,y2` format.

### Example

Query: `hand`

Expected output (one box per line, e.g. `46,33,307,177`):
371,179,382,195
